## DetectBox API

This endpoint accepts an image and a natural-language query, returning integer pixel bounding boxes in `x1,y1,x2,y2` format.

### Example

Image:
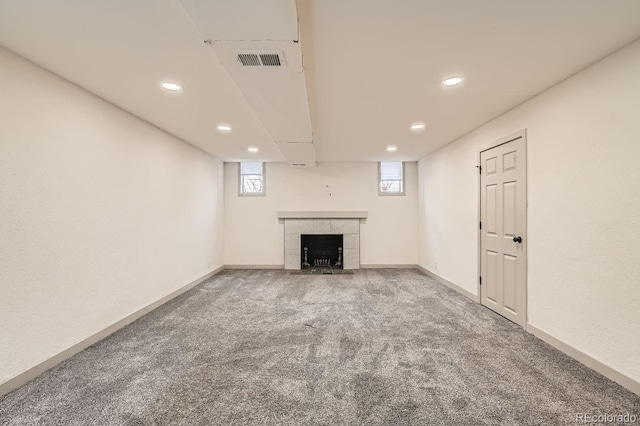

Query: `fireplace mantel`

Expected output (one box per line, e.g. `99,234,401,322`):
277,211,368,219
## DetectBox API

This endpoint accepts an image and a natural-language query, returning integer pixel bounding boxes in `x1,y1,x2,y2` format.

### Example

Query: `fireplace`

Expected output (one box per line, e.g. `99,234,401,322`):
301,234,343,269
278,213,366,270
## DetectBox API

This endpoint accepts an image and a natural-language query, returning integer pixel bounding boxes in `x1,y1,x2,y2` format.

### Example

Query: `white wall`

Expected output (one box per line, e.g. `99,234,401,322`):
418,39,640,384
225,161,418,266
0,47,225,386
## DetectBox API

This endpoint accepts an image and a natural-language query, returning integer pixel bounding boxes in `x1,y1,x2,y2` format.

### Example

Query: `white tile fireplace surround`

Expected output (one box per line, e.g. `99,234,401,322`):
277,211,368,270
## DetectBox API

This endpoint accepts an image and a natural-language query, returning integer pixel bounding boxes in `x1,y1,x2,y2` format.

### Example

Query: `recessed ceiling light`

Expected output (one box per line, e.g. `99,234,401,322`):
217,124,232,133
410,122,426,132
248,147,259,153
442,77,463,87
386,145,398,152
161,82,182,91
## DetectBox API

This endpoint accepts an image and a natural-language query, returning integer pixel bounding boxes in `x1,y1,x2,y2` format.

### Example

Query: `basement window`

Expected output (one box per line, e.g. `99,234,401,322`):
378,162,405,196
239,162,265,196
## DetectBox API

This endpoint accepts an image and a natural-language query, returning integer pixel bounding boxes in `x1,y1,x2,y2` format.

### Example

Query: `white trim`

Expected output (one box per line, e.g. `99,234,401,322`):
418,266,480,303
378,161,406,196
238,161,266,197
477,129,527,154
360,264,418,269
5,266,638,400
277,211,368,219
418,265,640,397
227,264,419,271
477,129,528,327
527,324,640,397
224,264,284,269
0,266,224,397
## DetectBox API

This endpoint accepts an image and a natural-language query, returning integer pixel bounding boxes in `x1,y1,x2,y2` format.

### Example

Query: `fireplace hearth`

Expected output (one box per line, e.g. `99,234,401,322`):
301,234,343,270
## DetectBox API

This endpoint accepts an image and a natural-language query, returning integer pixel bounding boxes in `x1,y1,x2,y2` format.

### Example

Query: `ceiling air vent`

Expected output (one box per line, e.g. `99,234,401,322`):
237,53,261,66
259,54,281,66
234,51,285,68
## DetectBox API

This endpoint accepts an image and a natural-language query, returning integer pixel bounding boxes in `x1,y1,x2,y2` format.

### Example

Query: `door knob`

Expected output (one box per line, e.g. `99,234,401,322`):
513,236,522,243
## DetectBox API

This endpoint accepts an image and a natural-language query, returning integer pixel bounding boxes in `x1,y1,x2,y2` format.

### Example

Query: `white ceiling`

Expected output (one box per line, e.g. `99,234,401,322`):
1,0,640,163
180,0,316,166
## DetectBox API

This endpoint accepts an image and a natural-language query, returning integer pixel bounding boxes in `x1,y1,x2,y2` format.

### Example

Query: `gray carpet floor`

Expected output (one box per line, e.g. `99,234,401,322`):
1,269,638,425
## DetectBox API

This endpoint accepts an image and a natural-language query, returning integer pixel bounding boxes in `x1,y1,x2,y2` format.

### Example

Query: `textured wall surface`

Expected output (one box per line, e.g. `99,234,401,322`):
0,47,225,385
417,39,640,382
224,162,418,266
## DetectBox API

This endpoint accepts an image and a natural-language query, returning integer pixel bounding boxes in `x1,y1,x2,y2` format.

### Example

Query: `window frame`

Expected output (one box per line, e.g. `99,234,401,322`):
238,162,266,197
378,161,405,196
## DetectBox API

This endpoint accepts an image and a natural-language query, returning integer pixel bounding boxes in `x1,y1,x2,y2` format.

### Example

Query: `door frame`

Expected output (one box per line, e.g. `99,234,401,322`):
477,129,528,328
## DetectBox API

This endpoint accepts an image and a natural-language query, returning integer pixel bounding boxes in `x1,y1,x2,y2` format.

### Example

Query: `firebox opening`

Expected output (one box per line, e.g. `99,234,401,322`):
301,234,344,269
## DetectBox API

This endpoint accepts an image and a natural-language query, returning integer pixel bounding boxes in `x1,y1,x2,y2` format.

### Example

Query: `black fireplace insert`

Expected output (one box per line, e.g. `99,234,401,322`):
300,234,343,269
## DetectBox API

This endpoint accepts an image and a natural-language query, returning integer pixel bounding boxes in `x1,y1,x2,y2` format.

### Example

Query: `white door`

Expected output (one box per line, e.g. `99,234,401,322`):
480,134,527,327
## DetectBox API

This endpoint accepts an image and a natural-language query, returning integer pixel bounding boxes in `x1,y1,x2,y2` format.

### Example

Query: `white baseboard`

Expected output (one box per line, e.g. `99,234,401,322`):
226,264,417,270
226,264,418,270
360,264,419,269
5,266,638,399
418,266,480,303
0,266,224,397
526,324,639,396
224,264,284,269
418,266,639,396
